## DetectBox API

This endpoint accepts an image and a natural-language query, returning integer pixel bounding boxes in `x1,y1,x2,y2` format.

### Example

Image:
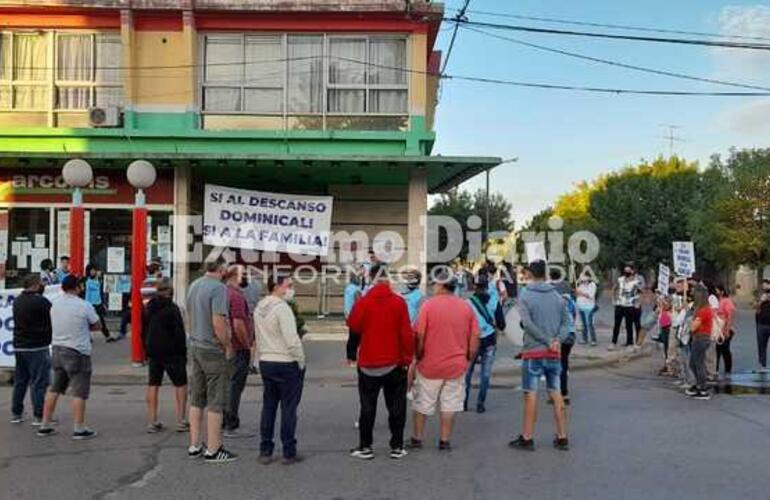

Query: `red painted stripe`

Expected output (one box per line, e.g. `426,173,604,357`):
134,12,183,32
195,13,429,33
0,9,120,29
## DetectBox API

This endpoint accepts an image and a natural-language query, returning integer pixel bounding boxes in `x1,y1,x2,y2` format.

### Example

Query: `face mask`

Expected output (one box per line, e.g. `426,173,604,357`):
283,288,295,302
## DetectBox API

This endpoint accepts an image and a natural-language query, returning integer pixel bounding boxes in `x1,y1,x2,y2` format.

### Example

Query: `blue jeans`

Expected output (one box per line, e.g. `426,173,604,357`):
521,358,562,393
259,361,304,459
12,350,51,419
465,344,496,408
579,307,596,343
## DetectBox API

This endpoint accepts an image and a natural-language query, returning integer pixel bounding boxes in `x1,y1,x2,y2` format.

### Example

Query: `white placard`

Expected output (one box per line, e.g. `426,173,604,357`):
524,241,547,264
0,230,8,263
107,247,125,273
203,184,334,256
56,210,69,259
157,225,171,244
0,285,62,367
30,248,48,273
657,263,670,295
672,241,695,277
108,292,123,311
34,234,46,249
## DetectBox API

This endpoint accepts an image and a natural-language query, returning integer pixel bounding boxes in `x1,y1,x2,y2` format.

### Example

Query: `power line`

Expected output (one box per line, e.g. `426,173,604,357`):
446,18,770,51
454,7,770,43
462,26,770,92
440,0,472,75
332,54,770,96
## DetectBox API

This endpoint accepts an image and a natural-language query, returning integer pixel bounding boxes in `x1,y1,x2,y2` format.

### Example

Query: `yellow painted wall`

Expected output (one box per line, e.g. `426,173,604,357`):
133,31,195,107
409,32,427,120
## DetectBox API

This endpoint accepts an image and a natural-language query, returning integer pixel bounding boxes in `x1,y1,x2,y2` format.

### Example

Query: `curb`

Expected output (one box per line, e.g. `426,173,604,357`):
80,344,657,387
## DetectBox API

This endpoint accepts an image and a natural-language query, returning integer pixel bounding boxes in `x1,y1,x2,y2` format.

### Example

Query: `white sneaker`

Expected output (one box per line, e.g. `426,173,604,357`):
607,344,617,352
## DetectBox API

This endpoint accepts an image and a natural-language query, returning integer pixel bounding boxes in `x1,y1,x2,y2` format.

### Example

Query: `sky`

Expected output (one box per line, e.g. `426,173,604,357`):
431,0,770,228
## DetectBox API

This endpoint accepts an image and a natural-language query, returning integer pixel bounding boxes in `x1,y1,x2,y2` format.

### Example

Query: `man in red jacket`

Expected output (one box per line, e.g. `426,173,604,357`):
346,264,414,461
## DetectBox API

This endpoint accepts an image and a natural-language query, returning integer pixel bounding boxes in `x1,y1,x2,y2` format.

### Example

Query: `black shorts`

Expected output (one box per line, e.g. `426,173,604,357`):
148,356,188,387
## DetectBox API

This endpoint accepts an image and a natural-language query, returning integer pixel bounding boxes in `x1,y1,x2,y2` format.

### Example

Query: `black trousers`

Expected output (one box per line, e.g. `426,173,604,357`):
612,306,636,345
94,303,110,339
358,367,407,450
560,343,573,397
716,331,734,374
224,350,250,431
757,324,770,368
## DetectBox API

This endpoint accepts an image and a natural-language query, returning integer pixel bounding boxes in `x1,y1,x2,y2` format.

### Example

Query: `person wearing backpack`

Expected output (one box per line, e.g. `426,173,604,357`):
756,279,770,373
464,277,498,414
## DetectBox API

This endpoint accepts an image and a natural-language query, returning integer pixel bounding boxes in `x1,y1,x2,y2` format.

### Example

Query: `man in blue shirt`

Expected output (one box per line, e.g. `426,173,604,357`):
84,265,112,342
55,256,70,283
400,269,423,325
464,277,497,413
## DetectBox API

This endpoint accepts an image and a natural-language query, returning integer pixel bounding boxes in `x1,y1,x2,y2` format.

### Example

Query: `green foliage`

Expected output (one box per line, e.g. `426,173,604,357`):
428,187,514,262
696,149,770,270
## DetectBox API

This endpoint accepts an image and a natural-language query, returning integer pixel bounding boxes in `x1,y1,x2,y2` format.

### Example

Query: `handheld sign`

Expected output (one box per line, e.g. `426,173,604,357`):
524,241,547,263
657,263,670,295
672,241,695,277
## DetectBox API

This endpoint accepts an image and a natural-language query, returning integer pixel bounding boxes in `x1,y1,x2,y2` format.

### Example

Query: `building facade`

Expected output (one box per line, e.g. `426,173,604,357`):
0,0,500,313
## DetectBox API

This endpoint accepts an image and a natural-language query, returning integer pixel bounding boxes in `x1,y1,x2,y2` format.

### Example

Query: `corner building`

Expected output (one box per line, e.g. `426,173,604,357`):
0,0,500,313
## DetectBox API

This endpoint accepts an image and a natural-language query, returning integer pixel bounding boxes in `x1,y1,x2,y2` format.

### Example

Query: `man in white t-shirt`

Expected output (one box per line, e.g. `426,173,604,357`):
37,275,101,440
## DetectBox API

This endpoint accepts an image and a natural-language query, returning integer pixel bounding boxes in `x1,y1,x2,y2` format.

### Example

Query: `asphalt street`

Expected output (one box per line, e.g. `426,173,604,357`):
3,339,770,499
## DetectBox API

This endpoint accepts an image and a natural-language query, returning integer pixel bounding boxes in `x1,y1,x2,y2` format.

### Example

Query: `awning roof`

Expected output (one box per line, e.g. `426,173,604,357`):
0,153,502,194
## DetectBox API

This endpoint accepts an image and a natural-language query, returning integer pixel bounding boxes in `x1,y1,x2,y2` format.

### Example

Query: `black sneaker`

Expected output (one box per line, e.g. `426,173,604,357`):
691,390,711,401
282,455,305,466
476,404,486,414
508,435,535,451
72,429,98,440
349,447,374,460
188,443,206,459
438,440,452,452
389,448,408,460
406,437,423,450
203,446,238,464
36,427,57,438
553,436,570,451
684,385,698,396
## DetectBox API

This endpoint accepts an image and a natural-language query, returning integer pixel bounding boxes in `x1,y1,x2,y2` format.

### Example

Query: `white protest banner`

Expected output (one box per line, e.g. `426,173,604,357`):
203,184,334,256
525,241,547,263
658,263,670,295
672,241,695,277
0,285,62,368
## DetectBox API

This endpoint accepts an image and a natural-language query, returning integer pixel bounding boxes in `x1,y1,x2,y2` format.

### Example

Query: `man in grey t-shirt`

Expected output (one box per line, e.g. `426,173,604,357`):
185,259,237,463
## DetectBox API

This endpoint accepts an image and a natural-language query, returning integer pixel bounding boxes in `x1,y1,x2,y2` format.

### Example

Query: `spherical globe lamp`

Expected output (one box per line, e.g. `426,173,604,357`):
62,159,93,188
126,160,157,189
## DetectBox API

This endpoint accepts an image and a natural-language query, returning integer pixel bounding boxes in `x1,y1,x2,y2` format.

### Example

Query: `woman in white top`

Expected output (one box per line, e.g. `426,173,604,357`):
576,275,598,345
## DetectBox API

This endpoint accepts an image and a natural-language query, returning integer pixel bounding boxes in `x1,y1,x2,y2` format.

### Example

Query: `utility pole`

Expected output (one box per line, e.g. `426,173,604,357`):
659,124,685,157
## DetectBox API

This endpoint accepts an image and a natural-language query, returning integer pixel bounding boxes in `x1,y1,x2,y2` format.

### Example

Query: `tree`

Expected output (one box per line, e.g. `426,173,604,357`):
696,149,770,276
428,187,514,263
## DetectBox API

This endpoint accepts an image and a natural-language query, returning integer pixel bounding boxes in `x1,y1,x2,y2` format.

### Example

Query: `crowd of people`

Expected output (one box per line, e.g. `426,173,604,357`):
8,252,770,463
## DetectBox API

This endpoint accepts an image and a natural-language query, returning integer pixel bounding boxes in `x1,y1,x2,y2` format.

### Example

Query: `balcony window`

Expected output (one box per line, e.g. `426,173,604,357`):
0,31,123,112
201,33,408,119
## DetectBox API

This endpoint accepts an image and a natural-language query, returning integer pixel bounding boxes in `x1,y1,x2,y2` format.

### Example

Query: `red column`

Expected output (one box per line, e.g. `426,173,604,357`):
130,205,147,364
69,205,85,277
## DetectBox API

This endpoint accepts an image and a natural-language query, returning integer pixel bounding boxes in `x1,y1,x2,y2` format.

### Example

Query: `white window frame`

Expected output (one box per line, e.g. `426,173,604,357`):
53,31,123,112
200,32,410,123
0,30,123,119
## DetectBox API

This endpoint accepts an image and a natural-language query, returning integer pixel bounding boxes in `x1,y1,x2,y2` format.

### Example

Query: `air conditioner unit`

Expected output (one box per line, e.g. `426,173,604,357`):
88,106,122,127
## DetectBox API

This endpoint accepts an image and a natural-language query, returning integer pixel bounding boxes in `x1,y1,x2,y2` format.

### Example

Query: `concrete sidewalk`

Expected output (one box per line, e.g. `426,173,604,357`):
81,316,656,387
